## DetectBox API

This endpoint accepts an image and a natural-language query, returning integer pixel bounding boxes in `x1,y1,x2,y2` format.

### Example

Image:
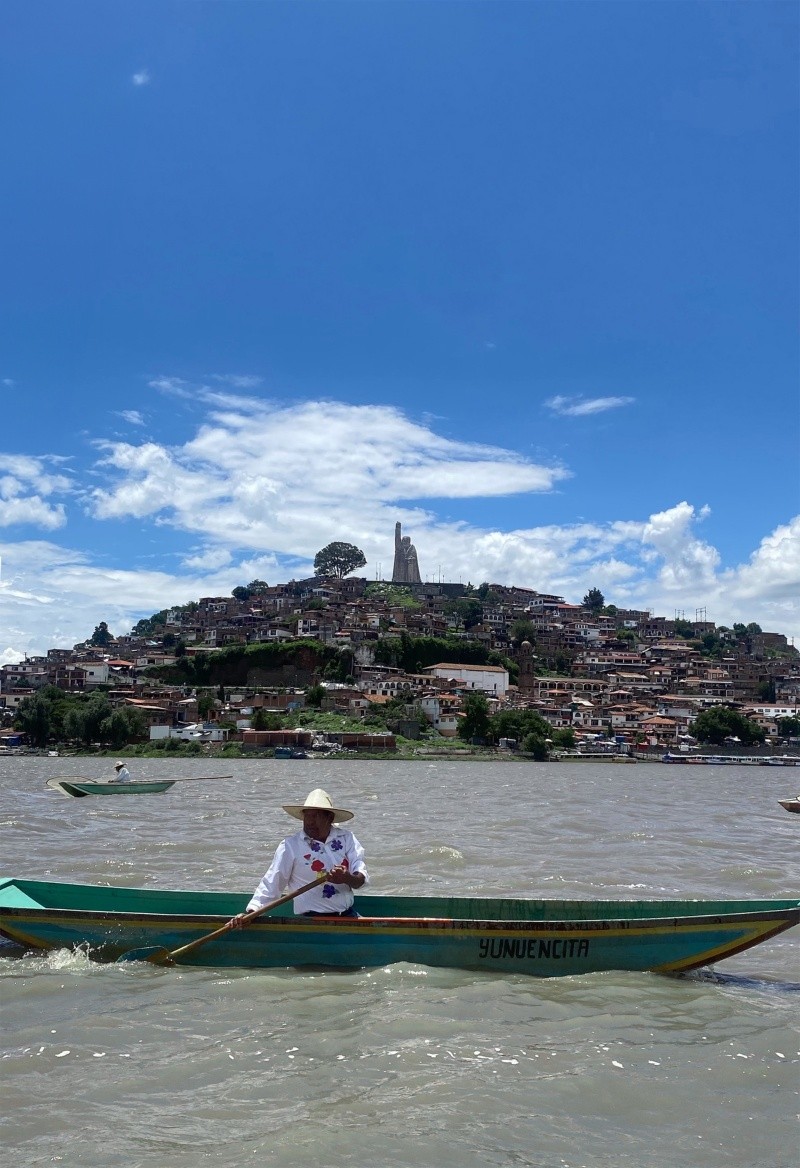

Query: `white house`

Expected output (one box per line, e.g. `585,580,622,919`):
423,662,509,697
418,693,461,737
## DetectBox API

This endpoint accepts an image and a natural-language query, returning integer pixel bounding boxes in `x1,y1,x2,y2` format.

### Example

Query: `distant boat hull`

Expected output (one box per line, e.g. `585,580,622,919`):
661,753,800,766
0,877,797,977
778,799,800,814
46,779,175,798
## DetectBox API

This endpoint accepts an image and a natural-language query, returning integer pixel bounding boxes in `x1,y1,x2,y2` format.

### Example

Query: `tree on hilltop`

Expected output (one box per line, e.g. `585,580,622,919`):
313,542,366,579
90,621,114,647
582,588,605,612
232,580,269,601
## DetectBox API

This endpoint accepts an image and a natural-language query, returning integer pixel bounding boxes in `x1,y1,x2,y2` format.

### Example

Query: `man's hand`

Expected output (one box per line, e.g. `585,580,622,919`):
326,864,365,889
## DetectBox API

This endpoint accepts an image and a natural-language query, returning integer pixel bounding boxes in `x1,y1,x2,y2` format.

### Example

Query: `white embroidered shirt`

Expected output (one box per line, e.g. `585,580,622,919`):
246,826,369,915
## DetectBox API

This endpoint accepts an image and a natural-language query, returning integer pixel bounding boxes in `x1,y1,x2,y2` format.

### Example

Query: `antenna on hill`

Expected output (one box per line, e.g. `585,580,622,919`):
674,609,685,621
695,607,707,623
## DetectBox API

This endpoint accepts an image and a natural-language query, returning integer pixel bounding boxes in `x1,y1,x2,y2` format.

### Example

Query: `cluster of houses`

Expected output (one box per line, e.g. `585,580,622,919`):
1,577,798,753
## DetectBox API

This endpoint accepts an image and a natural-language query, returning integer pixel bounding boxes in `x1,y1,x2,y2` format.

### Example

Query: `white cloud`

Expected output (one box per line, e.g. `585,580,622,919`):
546,395,635,417
181,547,234,571
132,69,150,87
722,517,800,598
210,374,264,389
0,539,257,659
642,502,720,589
2,393,798,656
0,454,71,529
0,496,66,530
119,410,145,426
89,400,570,541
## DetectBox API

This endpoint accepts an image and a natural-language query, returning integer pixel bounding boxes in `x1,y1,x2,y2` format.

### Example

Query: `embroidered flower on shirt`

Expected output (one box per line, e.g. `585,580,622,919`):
322,883,337,899
309,840,323,853
329,838,343,852
310,859,326,873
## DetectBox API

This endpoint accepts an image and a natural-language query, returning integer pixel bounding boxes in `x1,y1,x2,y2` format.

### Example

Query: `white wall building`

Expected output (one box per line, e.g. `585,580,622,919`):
423,662,509,697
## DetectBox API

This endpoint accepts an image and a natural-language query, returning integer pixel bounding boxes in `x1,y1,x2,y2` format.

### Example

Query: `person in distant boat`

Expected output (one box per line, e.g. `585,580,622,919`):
228,788,369,926
110,761,131,783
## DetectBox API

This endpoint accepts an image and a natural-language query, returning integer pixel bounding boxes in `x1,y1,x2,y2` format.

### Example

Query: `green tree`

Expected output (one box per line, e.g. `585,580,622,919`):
673,619,695,639
692,706,766,746
447,597,483,629
457,691,491,742
197,690,216,719
756,680,776,702
777,716,800,737
313,542,367,579
701,631,723,655
510,619,536,646
59,691,114,747
63,705,87,744
232,586,251,601
582,588,605,612
90,621,113,647
305,684,326,708
131,601,198,638
15,693,52,747
252,709,282,731
83,693,112,743
521,732,549,759
491,707,552,747
100,708,141,749
551,727,576,749
476,583,503,605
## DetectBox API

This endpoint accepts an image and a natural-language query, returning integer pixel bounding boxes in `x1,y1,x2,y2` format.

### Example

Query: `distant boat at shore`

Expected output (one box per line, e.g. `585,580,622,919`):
661,753,800,766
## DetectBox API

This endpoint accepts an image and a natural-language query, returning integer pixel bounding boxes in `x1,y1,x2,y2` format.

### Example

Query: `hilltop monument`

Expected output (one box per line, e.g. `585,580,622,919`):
392,522,422,584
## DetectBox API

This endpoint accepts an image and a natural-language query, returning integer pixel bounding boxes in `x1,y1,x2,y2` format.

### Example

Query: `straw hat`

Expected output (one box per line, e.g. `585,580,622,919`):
114,761,125,769
282,788,353,823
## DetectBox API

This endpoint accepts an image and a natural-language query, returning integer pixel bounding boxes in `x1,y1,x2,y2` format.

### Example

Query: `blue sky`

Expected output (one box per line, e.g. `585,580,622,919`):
2,0,798,661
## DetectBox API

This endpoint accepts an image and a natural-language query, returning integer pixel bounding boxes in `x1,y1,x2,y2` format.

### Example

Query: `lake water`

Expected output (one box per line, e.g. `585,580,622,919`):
2,756,798,1168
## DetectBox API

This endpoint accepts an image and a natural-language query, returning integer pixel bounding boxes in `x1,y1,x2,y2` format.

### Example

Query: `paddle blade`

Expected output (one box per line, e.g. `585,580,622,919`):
115,946,175,966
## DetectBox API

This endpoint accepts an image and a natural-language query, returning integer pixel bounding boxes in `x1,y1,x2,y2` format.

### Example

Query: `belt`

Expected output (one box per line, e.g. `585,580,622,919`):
301,908,359,918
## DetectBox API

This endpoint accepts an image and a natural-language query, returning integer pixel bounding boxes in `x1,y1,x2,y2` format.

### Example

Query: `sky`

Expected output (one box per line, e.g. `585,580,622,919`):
1,0,798,663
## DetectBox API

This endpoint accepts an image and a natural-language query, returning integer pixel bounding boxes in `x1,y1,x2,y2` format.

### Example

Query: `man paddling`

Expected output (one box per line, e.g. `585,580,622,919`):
229,788,369,925
110,760,131,783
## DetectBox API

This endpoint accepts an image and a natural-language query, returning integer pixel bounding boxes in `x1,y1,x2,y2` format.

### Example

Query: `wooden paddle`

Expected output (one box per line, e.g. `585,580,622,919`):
116,872,329,966
157,775,234,782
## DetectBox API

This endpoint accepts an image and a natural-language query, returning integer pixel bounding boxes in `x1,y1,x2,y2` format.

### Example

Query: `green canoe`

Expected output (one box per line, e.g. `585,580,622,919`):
1,877,797,977
46,779,176,797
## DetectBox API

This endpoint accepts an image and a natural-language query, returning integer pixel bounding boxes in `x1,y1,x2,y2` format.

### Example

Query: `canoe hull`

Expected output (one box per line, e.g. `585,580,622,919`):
1,878,797,977
778,799,800,813
46,779,175,797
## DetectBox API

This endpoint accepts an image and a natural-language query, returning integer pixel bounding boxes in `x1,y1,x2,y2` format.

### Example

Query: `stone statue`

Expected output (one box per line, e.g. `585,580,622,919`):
392,522,422,584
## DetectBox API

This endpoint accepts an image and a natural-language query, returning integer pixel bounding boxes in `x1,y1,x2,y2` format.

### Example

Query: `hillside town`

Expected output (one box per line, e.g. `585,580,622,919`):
2,531,799,757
